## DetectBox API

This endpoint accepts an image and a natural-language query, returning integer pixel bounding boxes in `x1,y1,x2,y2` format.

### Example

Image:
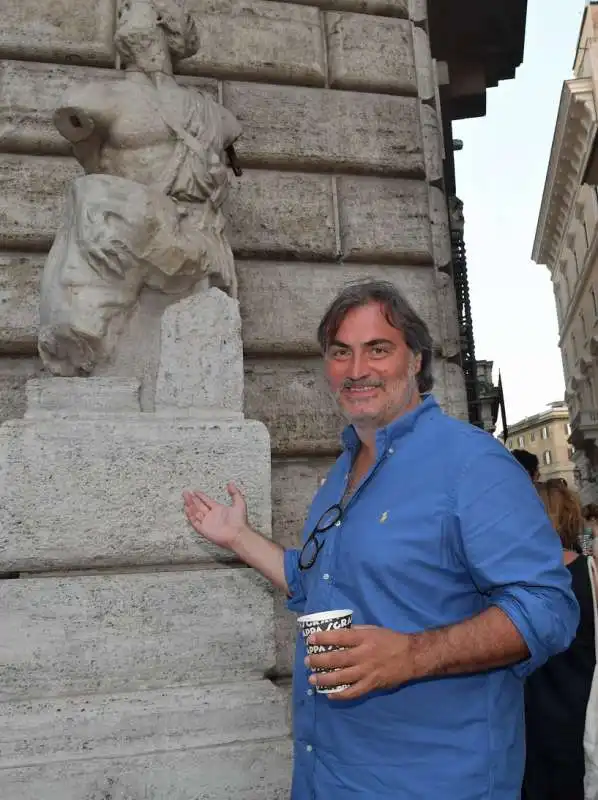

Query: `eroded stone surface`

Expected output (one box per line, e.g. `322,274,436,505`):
0,60,217,155
326,13,416,95
0,569,276,699
277,0,409,17
0,408,271,571
0,0,116,65
337,176,433,264
0,682,288,765
0,158,338,260
224,81,423,176
0,738,292,800
180,0,325,85
156,289,244,413
238,262,453,354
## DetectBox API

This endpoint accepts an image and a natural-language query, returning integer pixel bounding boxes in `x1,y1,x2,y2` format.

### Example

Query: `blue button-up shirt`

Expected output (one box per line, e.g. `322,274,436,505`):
284,396,579,800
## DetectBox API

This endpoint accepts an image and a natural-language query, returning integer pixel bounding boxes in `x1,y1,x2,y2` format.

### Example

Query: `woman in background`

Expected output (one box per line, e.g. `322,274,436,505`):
523,482,596,799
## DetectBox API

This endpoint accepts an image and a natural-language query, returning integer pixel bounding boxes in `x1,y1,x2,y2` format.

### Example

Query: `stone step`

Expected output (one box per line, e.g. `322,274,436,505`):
0,412,271,572
0,681,289,768
0,570,276,701
0,739,292,800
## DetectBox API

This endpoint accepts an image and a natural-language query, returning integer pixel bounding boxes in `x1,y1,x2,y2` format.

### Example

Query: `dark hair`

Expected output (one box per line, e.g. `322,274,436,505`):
583,503,598,521
511,449,539,480
316,280,434,393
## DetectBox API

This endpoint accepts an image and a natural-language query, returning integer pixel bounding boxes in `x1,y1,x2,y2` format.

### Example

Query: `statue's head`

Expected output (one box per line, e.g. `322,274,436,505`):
115,0,199,69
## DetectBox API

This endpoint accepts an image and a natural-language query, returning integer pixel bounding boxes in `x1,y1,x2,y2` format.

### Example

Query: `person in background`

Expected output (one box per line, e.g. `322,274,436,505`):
512,449,540,483
183,280,579,800
523,482,596,800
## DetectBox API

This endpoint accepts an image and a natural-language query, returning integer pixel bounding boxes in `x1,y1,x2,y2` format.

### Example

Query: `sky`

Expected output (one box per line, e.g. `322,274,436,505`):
453,0,587,428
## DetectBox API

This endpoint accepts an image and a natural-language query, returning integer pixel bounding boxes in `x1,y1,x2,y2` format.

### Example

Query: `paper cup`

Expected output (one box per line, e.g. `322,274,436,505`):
297,609,353,694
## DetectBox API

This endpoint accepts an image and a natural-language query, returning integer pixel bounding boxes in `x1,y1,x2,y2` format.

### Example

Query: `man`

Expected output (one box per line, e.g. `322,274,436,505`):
511,449,541,483
184,280,578,799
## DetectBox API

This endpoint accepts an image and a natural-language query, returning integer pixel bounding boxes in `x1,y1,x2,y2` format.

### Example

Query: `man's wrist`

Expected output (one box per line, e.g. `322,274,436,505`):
405,628,447,682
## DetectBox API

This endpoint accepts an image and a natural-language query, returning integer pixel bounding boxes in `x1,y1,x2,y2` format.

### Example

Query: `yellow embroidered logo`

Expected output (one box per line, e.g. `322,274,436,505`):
379,511,389,523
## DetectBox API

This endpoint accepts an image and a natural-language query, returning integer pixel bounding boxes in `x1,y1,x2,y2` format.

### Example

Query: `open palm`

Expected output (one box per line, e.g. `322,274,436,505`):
183,482,247,551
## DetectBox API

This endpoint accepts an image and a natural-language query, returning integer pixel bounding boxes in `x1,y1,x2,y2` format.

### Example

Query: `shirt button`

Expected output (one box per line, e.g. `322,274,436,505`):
306,688,314,696
322,573,330,581
388,447,394,454
334,520,341,527
306,744,313,752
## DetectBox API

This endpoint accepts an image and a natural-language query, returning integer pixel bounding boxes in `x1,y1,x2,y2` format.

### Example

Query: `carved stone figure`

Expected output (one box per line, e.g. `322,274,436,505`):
448,196,464,235
38,0,243,376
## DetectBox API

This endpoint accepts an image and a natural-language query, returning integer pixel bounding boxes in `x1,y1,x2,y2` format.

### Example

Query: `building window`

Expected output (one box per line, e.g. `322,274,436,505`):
530,432,536,442
543,450,552,466
507,439,512,449
568,446,574,460
518,435,525,447
564,423,571,436
541,426,549,440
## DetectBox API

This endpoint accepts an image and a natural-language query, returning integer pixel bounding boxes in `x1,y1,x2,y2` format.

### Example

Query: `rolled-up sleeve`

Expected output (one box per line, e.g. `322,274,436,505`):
456,446,579,678
284,548,307,613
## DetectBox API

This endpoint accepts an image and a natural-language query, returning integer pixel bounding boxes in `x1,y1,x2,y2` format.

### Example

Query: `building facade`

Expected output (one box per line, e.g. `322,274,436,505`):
504,401,576,485
533,2,598,504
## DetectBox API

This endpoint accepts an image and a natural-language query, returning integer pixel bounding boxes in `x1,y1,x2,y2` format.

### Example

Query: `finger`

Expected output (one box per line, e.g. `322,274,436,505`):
309,629,362,648
308,665,363,689
306,647,356,672
328,678,371,702
192,491,214,510
227,482,245,507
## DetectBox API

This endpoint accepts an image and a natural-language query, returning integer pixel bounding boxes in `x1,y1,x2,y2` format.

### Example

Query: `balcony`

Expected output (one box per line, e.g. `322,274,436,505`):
571,408,598,448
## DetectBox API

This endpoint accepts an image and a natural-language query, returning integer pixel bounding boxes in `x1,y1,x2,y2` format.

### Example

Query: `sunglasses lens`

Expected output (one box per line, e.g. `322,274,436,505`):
300,537,319,569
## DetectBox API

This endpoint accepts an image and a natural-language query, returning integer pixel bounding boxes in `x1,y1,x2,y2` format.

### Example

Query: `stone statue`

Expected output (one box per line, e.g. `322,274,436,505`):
448,196,464,236
38,0,243,376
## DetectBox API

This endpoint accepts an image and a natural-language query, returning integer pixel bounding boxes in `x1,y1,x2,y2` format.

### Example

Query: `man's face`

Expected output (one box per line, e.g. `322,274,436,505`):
324,302,422,429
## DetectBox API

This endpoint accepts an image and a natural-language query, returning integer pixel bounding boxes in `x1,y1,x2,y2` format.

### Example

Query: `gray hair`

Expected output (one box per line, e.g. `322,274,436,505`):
317,280,434,394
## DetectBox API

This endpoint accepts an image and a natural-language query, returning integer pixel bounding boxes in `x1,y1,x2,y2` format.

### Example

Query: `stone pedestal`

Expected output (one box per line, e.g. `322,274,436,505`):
0,290,291,798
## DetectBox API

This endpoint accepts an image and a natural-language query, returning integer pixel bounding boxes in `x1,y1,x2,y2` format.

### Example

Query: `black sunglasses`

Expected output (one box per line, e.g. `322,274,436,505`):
298,504,343,571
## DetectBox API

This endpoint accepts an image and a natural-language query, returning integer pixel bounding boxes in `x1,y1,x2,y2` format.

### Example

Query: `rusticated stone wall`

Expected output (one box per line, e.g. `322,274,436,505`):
0,0,467,676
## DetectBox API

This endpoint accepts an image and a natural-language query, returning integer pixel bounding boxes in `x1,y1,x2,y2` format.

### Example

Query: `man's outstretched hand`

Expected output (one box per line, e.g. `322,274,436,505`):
183,482,248,551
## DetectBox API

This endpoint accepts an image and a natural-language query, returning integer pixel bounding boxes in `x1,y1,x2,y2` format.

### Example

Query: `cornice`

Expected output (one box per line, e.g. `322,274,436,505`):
532,76,597,269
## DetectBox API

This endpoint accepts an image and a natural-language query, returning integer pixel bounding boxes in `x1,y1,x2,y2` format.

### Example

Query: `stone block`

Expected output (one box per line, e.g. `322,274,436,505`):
0,61,217,155
0,738,292,800
421,104,444,184
0,403,271,571
226,170,338,259
0,357,43,424
238,261,453,355
0,0,116,66
0,253,41,355
0,569,275,699
224,81,423,177
326,13,417,95
0,681,288,766
0,157,338,260
433,359,468,420
245,358,341,455
0,155,80,250
246,357,468,454
430,185,452,268
156,290,244,413
337,176,433,264
413,26,435,103
278,0,409,17
179,0,325,85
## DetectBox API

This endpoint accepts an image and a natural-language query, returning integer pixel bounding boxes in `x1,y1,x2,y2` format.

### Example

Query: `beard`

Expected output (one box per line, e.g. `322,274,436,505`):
329,373,420,428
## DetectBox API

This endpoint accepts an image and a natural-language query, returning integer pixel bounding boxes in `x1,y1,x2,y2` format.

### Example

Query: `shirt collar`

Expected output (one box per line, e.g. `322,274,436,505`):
341,394,439,454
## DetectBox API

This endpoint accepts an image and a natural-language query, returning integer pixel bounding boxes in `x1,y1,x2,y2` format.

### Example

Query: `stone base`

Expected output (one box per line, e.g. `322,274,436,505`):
0,377,291,797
